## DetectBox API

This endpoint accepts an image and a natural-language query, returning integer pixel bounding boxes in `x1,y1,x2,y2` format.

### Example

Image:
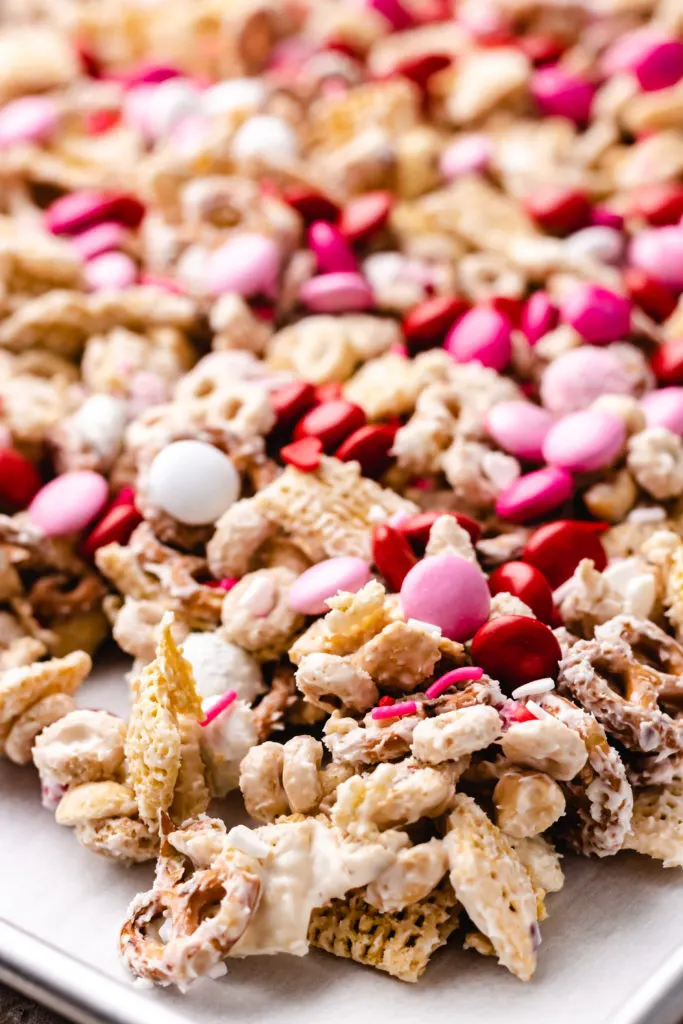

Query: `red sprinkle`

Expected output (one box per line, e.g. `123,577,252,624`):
488,561,555,624
0,448,41,509
402,295,468,352
294,399,366,451
200,689,237,727
377,695,396,707
271,380,317,429
396,510,482,550
624,268,678,323
425,666,484,700
651,338,683,385
81,503,142,558
339,191,393,243
371,699,418,721
524,185,591,236
471,615,562,692
523,520,607,589
335,424,397,478
371,523,418,591
281,437,323,472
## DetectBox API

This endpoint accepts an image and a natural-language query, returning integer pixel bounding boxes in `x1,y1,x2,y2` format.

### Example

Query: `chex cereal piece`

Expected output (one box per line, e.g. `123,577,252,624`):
308,880,460,984
56,781,138,827
0,650,91,749
4,692,76,765
157,612,203,720
220,567,305,661
126,658,181,829
623,784,683,868
75,817,160,865
444,794,538,981
290,580,394,664
170,717,211,824
350,620,442,693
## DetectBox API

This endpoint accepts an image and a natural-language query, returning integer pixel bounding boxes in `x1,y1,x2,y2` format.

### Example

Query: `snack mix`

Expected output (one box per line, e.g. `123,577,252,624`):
2,0,683,994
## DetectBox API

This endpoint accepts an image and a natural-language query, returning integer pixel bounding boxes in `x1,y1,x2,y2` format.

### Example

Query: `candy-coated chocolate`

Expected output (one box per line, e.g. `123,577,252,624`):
485,401,554,461
624,268,678,322
559,283,631,344
402,296,468,350
294,400,366,451
0,96,59,146
207,234,280,297
335,424,397,478
299,272,373,313
307,221,358,274
71,222,128,261
651,338,683,385
281,437,323,471
288,557,372,614
540,346,634,414
471,615,562,691
147,441,240,526
525,185,591,236
628,227,683,290
445,306,512,371
641,388,683,435
81,502,142,557
531,66,594,123
523,520,607,588
45,191,145,235
29,471,109,537
488,561,554,623
270,381,317,428
0,448,41,508
372,524,418,592
495,467,573,524
400,554,490,641
542,409,626,472
83,251,138,291
521,291,558,344
396,510,481,550
439,134,492,181
339,192,392,242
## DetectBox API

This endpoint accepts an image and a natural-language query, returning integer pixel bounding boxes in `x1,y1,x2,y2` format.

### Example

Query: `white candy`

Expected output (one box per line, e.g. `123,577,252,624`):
564,227,624,267
147,440,240,525
181,632,264,702
231,115,299,163
202,78,266,117
146,78,202,138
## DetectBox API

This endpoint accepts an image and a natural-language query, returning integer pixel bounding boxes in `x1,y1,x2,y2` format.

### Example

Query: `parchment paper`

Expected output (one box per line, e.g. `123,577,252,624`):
1,659,682,1024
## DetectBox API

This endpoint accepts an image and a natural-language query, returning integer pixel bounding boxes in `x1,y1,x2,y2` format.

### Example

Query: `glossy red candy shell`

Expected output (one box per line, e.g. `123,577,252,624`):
523,520,607,589
471,614,562,691
488,561,554,623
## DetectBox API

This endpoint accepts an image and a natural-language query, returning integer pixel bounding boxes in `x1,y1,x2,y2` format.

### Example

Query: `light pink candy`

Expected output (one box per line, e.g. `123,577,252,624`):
288,557,372,615
28,471,109,537
0,96,59,146
540,347,634,414
531,66,594,124
71,222,127,261
84,251,138,291
439,134,492,181
307,221,358,274
207,234,281,298
601,27,663,78
300,272,373,313
641,388,683,435
445,306,512,371
521,291,557,345
495,467,573,524
400,554,490,642
629,227,683,291
485,401,554,461
559,282,631,344
542,409,626,472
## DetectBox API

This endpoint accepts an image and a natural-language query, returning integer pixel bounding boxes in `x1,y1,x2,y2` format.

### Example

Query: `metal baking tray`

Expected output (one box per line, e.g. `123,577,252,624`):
1,660,682,1024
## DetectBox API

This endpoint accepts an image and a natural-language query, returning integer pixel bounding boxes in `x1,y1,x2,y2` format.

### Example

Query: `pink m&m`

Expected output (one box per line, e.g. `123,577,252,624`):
542,409,626,472
629,227,683,291
641,388,683,436
439,134,493,181
288,557,372,615
531,66,594,124
70,222,128,261
445,306,512,371
631,37,683,92
207,234,281,298
522,291,557,345
0,96,59,147
540,346,634,414
45,191,145,235
300,272,373,313
400,554,490,642
495,466,573,524
29,471,109,537
83,251,137,291
307,221,358,274
485,401,554,461
559,283,631,344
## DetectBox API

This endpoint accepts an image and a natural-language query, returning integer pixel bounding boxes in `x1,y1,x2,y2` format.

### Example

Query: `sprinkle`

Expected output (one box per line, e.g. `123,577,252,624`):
424,666,484,700
371,700,418,721
626,506,666,525
206,577,239,591
226,824,271,858
525,699,554,721
511,677,556,700
377,695,396,707
200,689,237,727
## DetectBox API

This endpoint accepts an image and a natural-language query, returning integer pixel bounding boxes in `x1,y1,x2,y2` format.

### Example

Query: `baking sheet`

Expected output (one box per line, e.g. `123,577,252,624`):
1,658,683,1024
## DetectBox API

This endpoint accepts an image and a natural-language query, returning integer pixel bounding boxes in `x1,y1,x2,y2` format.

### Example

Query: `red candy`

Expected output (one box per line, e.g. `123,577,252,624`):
524,185,591,236
371,523,418,592
391,52,452,89
517,34,565,65
624,268,678,323
315,382,343,403
84,109,120,135
281,186,339,223
651,338,683,385
281,437,323,472
81,503,142,557
628,182,683,226
471,614,562,692
402,296,468,351
523,519,607,589
396,510,482,550
294,400,366,451
45,191,145,235
335,424,397,478
488,561,555,623
339,191,393,242
0,448,41,508
270,381,317,428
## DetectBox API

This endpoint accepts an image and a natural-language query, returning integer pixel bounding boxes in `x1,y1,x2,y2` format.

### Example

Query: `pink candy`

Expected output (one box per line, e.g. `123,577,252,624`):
542,409,626,472
559,283,631,344
521,291,557,345
288,556,372,615
485,401,554,461
206,234,281,298
495,467,573,524
83,251,138,291
531,66,594,124
439,134,493,181
71,222,128,261
400,554,491,642
629,227,683,291
307,221,358,274
28,471,109,537
371,700,418,721
300,272,373,313
445,306,512,371
631,37,683,92
45,191,145,236
0,96,59,147
641,388,683,435
540,346,634,414
367,0,415,31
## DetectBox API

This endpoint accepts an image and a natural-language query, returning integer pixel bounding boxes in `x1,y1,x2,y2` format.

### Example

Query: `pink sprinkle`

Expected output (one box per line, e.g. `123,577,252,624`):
425,666,484,700
200,689,237,727
205,577,239,592
371,700,418,721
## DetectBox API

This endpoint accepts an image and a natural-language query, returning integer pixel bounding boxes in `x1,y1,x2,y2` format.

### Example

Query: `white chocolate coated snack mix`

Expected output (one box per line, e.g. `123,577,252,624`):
1,0,683,994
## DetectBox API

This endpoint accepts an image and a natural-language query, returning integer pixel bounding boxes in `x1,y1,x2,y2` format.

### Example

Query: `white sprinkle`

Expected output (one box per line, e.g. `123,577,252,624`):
512,678,555,700
368,504,389,524
206,962,229,980
226,824,270,858
627,506,666,525
525,699,555,721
